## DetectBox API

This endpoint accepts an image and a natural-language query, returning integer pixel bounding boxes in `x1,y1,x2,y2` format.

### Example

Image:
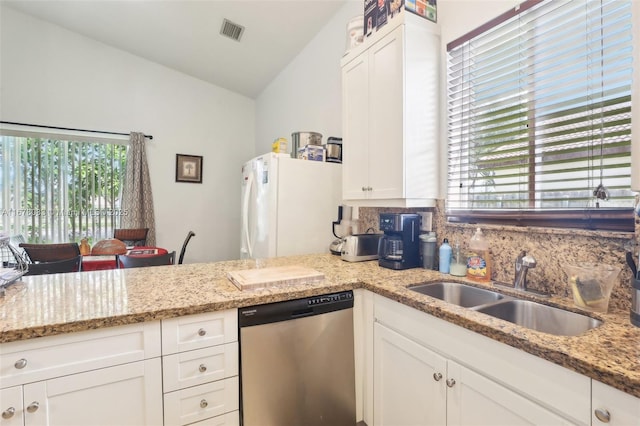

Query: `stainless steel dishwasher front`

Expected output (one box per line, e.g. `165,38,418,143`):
238,290,356,426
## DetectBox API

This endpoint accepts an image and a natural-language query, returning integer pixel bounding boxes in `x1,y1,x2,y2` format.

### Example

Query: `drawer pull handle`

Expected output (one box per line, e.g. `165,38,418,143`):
200,399,208,409
199,364,207,373
433,372,442,381
14,358,27,369
594,408,611,423
26,402,39,413
2,407,15,419
198,328,207,337
446,378,456,388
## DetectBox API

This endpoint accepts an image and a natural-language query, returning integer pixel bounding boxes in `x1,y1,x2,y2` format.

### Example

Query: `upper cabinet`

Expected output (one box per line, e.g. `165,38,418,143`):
341,12,440,207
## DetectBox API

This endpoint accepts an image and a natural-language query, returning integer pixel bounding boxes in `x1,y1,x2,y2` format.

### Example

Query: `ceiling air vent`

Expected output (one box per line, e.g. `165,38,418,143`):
220,19,245,42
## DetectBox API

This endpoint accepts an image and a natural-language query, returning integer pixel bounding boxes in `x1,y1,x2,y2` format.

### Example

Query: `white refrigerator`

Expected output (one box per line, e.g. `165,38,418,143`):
241,152,342,259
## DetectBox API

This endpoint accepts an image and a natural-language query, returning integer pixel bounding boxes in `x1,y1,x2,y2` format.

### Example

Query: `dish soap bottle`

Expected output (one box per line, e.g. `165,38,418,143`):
439,238,452,274
466,228,491,282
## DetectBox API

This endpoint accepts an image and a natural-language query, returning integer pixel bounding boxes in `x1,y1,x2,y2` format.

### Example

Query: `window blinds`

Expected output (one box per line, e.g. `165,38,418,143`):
446,0,633,215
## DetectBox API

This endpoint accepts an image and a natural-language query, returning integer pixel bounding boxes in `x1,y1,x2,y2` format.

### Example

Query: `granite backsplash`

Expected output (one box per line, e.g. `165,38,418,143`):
357,200,637,312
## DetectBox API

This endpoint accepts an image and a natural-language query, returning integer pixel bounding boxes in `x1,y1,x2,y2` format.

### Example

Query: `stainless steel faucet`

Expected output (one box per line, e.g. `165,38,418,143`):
514,251,537,291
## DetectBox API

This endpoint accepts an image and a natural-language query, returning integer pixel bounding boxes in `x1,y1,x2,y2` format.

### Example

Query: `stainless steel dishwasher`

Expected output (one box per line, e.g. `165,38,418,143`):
238,290,355,426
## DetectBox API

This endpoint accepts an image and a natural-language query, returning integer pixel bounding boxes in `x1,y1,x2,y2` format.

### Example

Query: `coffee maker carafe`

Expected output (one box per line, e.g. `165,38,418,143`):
378,213,421,270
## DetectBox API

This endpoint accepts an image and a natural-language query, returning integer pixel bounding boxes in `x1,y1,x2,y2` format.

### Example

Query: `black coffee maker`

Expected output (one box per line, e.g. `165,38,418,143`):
378,213,421,270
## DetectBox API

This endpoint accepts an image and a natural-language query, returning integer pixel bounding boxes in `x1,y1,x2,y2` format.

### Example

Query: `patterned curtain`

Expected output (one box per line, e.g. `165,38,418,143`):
121,132,156,245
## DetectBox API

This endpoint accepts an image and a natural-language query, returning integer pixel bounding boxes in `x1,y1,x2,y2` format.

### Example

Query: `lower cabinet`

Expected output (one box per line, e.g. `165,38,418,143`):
161,309,239,426
592,380,640,426
374,322,570,426
371,294,592,425
0,322,162,426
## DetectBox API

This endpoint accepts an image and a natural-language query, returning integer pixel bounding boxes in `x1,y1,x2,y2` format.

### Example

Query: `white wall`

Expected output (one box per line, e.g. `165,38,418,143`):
255,0,363,155
0,6,255,263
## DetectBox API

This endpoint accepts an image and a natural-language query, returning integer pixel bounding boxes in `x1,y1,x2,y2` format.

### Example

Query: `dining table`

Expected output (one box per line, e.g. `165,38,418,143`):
81,246,168,271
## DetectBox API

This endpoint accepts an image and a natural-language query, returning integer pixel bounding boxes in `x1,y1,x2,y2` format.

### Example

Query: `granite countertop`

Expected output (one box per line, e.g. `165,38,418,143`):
1,254,638,399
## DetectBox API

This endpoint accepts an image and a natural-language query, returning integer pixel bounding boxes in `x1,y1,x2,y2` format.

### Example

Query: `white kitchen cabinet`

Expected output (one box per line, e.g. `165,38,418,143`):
0,322,163,426
341,12,440,207
592,380,640,425
161,309,239,426
372,294,591,425
373,322,570,426
373,322,446,426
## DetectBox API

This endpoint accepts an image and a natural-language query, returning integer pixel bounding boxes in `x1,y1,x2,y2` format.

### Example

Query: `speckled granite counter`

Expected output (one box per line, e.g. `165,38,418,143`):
1,254,638,399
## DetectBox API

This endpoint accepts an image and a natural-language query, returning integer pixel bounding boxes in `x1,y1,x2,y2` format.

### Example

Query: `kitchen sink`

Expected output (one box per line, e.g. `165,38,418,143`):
474,299,602,336
409,281,602,336
409,282,505,308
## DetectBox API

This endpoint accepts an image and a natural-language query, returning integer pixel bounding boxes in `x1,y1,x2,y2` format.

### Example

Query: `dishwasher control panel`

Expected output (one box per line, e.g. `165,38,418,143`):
308,291,353,306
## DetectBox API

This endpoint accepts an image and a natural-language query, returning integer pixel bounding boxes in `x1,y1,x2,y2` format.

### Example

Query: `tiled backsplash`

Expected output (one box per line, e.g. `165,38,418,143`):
358,201,637,312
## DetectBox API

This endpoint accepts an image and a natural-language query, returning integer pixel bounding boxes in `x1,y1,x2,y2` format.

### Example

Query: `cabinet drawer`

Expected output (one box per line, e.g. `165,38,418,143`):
0,322,161,388
163,377,239,426
188,410,239,426
162,310,237,355
163,343,238,392
0,386,23,426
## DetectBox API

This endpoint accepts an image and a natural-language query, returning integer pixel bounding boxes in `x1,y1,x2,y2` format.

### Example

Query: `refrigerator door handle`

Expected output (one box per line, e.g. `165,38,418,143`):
242,171,255,258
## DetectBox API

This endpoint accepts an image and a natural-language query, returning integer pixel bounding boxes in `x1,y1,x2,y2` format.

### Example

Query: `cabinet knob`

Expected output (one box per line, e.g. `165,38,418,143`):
1,407,15,419
368,186,373,191
446,378,456,388
361,186,367,192
199,364,207,373
197,328,207,337
200,399,208,409
594,408,611,423
26,401,39,413
14,358,27,369
433,372,442,381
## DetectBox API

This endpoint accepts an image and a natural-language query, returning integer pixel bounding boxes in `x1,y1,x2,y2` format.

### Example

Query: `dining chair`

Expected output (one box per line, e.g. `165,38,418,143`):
24,255,82,275
118,251,176,269
19,242,81,263
113,228,149,247
178,231,195,265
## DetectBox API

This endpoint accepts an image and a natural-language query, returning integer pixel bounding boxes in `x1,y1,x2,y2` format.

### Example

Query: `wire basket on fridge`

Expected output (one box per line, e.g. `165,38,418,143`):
1,236,28,295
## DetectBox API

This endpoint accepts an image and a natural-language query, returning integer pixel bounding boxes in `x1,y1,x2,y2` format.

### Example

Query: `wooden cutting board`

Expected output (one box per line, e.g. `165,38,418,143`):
227,265,325,291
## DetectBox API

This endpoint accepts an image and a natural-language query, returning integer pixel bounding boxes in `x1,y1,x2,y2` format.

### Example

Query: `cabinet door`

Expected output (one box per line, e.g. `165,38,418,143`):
22,358,162,426
368,25,404,200
592,380,640,426
373,323,446,426
342,52,370,200
446,362,572,426
0,386,23,426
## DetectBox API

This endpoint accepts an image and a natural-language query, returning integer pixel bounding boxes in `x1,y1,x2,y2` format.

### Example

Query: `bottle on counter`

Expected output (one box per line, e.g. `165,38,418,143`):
439,238,452,274
450,240,467,277
466,228,491,282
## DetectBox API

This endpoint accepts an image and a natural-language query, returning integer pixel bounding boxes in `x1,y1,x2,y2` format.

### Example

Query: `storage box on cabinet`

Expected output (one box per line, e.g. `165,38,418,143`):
161,309,239,426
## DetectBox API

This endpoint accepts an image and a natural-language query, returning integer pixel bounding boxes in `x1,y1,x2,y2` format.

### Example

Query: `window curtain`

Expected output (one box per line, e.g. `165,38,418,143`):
121,132,156,245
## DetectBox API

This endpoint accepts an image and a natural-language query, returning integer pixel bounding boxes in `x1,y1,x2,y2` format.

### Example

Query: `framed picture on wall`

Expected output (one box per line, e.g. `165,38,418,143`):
176,154,203,183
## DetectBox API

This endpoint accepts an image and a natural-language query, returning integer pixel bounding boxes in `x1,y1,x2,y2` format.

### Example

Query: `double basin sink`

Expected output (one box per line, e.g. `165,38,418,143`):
409,281,602,336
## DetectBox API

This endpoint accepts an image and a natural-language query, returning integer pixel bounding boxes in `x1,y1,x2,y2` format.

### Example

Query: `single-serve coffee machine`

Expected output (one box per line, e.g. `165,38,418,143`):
378,213,421,270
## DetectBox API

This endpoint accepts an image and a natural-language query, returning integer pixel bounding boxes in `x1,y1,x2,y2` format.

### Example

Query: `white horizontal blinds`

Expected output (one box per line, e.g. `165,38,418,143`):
0,135,126,243
447,0,633,212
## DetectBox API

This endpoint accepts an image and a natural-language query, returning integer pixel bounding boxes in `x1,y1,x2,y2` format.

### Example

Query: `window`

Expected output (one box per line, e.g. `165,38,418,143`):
0,134,128,243
447,0,634,231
